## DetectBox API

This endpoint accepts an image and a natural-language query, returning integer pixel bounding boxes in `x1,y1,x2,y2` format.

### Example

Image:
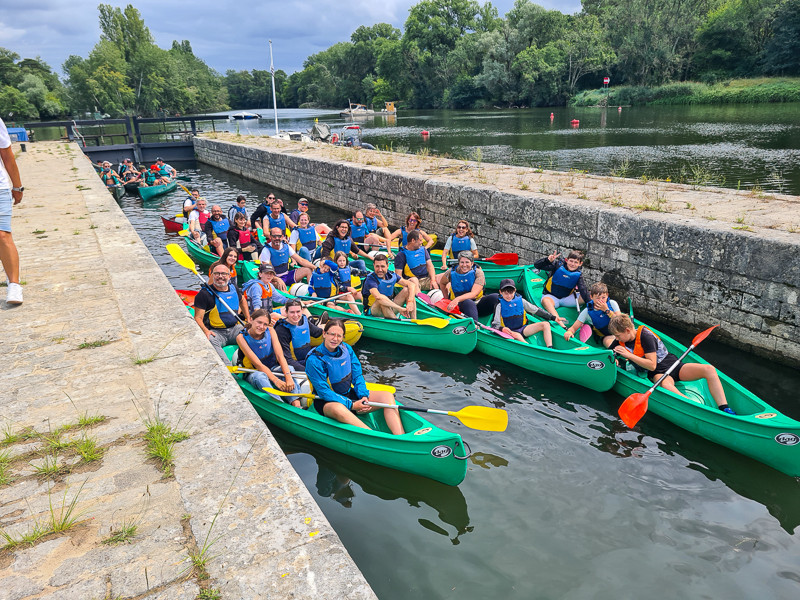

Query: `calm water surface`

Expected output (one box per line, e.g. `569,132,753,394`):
211,103,800,195
118,163,800,600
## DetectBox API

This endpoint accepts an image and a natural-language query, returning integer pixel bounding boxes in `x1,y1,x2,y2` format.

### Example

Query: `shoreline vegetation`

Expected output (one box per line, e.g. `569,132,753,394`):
571,78,800,107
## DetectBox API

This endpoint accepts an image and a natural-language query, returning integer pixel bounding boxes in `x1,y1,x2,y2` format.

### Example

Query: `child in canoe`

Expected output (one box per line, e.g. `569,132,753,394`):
563,282,621,347
310,259,361,315
607,314,734,414
534,250,589,320
333,251,363,305
491,279,566,346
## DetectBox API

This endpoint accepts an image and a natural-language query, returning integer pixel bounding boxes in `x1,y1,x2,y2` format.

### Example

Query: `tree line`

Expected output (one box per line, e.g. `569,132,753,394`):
1,0,798,120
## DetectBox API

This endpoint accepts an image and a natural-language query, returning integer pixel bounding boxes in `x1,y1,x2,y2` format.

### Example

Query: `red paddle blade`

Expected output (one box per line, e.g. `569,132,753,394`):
618,392,650,428
691,324,719,347
435,299,461,314
485,253,519,266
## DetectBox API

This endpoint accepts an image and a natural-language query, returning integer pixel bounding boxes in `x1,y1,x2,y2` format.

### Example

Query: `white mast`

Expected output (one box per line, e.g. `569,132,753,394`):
269,40,279,135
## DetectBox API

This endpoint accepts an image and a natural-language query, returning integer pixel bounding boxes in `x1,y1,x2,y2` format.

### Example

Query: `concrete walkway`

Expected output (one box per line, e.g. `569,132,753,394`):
0,142,377,600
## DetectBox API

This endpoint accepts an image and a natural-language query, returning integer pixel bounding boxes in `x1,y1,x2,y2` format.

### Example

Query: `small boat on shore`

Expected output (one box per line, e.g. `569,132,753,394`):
223,347,469,486
139,180,177,201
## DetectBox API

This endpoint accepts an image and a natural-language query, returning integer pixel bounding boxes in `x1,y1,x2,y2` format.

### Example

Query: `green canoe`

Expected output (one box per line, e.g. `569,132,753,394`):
360,251,528,291
184,238,258,283
520,267,800,476
223,346,469,485
138,180,177,201
292,296,479,355
108,185,125,200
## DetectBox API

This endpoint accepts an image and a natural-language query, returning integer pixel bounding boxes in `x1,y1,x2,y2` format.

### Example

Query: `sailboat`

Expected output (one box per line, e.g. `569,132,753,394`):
268,40,313,143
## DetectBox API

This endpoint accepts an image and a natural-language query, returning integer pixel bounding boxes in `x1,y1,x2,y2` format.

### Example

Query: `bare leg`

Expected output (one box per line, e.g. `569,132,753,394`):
523,322,552,346
503,327,525,342
323,402,371,429
368,390,404,435
650,374,689,399
0,231,20,283
676,363,728,407
541,296,559,320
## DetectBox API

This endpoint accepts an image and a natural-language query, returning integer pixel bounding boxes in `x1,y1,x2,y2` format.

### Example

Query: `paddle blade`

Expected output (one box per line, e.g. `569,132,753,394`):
618,392,650,428
578,324,592,342
485,253,518,266
691,324,719,347
409,317,450,329
166,243,199,275
435,299,461,315
451,406,508,432
366,382,397,394
177,229,190,237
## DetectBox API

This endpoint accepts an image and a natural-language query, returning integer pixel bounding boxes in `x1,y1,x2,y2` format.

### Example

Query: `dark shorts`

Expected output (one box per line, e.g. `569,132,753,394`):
651,354,684,382
313,388,360,415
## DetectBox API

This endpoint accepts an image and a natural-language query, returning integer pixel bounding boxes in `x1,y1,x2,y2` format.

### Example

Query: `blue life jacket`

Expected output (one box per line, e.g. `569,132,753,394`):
363,272,399,309
399,247,428,278
268,213,287,231
401,227,408,248
295,226,317,251
206,285,240,329
364,215,378,232
277,316,313,361
309,345,353,396
449,234,472,257
544,264,582,299
449,266,482,299
266,244,291,274
350,220,369,242
239,330,276,369
332,236,353,256
311,269,337,299
587,300,612,336
335,265,353,288
499,294,527,331
209,217,230,237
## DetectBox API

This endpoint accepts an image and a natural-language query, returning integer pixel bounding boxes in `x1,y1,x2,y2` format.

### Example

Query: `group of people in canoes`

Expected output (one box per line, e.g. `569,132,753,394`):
96,157,176,189
187,189,734,436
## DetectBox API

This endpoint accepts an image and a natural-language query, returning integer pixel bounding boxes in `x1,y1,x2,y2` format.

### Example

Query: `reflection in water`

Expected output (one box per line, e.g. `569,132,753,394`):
273,426,474,545
469,452,509,470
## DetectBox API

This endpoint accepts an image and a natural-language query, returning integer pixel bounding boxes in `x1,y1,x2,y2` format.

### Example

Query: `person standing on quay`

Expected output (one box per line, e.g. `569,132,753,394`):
0,118,24,305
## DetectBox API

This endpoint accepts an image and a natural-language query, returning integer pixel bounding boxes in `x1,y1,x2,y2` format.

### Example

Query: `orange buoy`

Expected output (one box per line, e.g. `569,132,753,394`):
618,106,622,112
331,133,339,144
550,113,554,120
421,130,430,137
570,119,580,128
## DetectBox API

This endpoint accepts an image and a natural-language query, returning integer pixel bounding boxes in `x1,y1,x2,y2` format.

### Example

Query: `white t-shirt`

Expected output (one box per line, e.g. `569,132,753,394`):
0,118,11,190
188,209,209,227
288,227,320,249
577,299,621,324
258,243,298,263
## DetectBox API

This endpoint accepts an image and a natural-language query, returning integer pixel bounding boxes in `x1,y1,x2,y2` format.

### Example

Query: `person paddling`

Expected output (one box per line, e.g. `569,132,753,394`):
306,319,405,435
235,309,301,406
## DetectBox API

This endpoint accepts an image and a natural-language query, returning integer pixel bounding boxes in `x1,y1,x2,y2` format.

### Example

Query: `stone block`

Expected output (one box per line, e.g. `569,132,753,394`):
597,210,666,254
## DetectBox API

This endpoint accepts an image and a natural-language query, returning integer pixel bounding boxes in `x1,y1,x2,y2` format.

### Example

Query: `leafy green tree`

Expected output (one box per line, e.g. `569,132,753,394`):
0,85,38,118
762,0,800,74
0,49,22,88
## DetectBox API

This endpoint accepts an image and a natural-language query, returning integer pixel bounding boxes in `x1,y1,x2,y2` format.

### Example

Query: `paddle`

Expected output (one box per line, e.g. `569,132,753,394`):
484,252,518,266
617,324,719,428
303,292,352,307
366,402,508,432
576,292,592,342
261,381,395,398
400,316,451,329
431,297,514,340
166,243,246,327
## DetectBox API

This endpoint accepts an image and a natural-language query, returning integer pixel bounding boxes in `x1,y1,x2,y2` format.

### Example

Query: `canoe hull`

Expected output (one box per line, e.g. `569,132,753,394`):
161,215,186,233
138,180,177,201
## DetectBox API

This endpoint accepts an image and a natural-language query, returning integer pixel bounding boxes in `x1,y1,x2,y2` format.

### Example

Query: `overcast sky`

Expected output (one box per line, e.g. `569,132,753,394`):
1,0,582,77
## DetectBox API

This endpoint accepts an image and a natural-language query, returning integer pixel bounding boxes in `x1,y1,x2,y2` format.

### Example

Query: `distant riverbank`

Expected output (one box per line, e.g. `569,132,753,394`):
570,78,800,107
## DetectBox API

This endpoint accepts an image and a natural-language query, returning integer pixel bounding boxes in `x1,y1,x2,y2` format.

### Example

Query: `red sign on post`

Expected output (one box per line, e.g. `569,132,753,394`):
603,77,610,85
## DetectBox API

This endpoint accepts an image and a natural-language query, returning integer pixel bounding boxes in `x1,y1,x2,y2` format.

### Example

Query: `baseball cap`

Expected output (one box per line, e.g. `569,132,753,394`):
499,278,516,291
259,262,276,273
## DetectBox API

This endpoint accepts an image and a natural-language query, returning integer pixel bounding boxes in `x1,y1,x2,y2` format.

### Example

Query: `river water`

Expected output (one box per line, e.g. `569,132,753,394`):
212,104,800,195
118,161,800,600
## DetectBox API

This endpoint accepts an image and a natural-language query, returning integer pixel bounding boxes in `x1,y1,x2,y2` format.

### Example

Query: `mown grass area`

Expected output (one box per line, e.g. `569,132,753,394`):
570,78,800,107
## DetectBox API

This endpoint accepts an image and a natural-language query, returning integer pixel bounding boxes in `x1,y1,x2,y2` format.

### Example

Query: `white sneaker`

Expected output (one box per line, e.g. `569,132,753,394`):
6,282,23,305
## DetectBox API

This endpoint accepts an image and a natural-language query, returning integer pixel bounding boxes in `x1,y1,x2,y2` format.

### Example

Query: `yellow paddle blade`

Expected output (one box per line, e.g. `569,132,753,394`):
262,387,316,398
174,213,183,219
408,317,450,329
166,243,199,275
365,382,397,393
177,229,190,237
449,406,508,432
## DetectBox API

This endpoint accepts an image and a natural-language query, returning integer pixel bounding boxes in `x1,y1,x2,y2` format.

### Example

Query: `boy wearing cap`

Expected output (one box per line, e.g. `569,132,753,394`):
491,279,566,346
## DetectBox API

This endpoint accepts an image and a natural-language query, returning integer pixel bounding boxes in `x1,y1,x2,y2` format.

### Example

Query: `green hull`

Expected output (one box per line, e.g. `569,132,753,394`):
224,348,468,485
520,269,800,475
138,180,177,201
300,300,478,355
472,313,616,392
108,185,125,200
184,239,258,283
614,320,800,477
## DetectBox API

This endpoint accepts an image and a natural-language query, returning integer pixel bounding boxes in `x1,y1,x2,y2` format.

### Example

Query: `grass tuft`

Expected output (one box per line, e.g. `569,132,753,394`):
78,339,112,349
73,434,103,462
102,518,138,545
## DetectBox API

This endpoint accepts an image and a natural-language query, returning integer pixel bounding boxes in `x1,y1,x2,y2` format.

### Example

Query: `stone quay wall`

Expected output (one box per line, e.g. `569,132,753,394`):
194,136,800,367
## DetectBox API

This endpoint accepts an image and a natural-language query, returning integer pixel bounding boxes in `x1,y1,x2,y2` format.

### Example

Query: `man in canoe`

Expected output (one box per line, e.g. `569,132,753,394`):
265,200,297,233
258,227,314,286
608,314,735,414
350,210,383,251
534,250,590,321
394,230,440,293
275,299,323,370
194,262,250,366
363,253,418,319
154,157,176,179
184,188,201,219
306,319,404,434
289,197,309,225
490,279,564,346
203,205,230,257
243,262,288,314
439,252,494,319
563,282,621,347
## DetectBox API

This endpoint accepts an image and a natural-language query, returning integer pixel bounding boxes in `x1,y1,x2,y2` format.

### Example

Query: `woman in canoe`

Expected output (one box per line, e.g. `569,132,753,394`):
440,219,478,270
438,252,495,319
320,219,370,273
386,212,435,254
288,212,321,262
209,247,240,287
306,319,405,434
235,309,301,407
227,212,261,262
